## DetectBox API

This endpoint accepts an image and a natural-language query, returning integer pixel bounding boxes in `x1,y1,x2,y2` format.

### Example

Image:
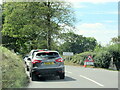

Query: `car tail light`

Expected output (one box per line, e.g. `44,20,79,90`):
38,50,44,52
55,58,63,62
32,60,42,64
45,52,50,53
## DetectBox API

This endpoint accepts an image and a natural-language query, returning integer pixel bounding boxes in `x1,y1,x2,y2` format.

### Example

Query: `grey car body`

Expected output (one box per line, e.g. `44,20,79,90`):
28,50,65,81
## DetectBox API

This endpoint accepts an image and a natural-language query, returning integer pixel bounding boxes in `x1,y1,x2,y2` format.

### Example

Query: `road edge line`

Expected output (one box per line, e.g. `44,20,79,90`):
66,71,72,74
80,75,104,87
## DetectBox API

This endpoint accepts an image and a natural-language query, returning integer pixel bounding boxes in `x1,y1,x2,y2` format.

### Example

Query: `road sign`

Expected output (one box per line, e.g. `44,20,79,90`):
63,52,74,56
84,56,94,67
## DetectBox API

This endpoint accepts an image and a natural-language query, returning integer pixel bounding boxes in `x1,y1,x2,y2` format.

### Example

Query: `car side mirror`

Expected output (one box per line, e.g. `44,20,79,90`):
27,58,31,61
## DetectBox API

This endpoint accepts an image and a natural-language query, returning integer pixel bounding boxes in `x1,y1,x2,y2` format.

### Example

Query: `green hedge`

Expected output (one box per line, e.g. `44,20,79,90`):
0,46,29,88
93,50,111,68
65,44,120,70
65,51,95,65
107,44,120,70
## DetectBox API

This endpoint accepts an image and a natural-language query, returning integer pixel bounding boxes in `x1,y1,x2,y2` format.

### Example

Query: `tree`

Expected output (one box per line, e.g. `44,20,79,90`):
111,36,120,44
59,32,97,54
40,2,75,49
2,2,46,53
2,1,75,54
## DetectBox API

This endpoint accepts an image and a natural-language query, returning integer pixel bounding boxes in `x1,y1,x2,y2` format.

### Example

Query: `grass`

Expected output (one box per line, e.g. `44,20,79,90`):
0,46,29,88
64,60,94,67
64,60,117,71
64,60,80,66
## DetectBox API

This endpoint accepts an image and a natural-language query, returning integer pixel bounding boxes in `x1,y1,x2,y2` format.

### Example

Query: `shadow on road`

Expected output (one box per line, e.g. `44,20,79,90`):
36,76,76,82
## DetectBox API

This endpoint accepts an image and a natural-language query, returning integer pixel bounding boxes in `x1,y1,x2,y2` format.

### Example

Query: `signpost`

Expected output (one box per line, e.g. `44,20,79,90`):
63,52,73,56
63,52,74,61
84,56,94,67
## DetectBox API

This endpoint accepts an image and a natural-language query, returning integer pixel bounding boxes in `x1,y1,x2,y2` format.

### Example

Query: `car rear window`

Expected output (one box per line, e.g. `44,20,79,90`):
35,52,59,58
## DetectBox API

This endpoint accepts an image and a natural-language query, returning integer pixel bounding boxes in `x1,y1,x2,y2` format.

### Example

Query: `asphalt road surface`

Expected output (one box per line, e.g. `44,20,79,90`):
26,65,118,88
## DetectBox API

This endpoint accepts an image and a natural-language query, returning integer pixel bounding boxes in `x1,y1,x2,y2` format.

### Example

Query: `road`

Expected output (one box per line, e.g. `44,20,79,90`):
26,65,118,88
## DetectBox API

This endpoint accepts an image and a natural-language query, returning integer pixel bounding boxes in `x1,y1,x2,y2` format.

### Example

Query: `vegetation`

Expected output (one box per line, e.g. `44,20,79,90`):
1,1,97,88
59,32,97,54
64,51,95,65
1,2,120,88
107,44,120,70
2,2,98,56
110,36,120,44
65,42,120,70
1,46,29,88
93,50,111,68
1,1,119,89
2,2,75,55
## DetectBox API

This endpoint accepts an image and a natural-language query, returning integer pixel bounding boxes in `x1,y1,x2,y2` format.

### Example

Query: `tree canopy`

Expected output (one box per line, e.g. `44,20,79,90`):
111,36,120,44
2,2,75,54
59,32,97,54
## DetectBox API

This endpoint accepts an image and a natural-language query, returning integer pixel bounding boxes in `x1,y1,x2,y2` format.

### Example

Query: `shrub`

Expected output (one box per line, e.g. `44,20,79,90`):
93,50,111,69
107,44,120,70
64,44,120,70
66,51,95,65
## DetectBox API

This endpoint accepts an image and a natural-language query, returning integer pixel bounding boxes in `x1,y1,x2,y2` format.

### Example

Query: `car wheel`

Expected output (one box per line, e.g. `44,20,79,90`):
29,71,31,77
25,65,29,71
31,72,39,81
26,66,29,71
59,73,65,79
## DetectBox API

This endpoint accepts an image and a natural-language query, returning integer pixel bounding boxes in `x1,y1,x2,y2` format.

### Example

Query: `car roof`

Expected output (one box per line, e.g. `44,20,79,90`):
30,49,48,52
34,51,59,54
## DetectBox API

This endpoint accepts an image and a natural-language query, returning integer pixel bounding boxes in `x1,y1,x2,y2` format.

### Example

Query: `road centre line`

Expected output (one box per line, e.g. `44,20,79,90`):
80,75,104,87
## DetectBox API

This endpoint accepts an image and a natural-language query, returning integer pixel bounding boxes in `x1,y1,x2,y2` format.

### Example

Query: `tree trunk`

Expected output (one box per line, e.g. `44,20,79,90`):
46,2,51,50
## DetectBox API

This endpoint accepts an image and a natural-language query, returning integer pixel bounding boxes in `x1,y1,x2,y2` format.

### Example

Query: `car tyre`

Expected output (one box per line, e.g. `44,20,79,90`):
31,72,39,81
59,73,65,79
26,66,29,71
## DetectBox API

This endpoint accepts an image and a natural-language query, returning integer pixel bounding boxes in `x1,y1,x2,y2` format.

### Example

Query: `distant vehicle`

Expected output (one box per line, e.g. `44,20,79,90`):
27,50,65,81
29,49,48,58
23,55,30,71
24,49,48,71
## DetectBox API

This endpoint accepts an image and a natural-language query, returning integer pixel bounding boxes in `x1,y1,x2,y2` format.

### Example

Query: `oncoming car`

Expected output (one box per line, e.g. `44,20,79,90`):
27,50,65,81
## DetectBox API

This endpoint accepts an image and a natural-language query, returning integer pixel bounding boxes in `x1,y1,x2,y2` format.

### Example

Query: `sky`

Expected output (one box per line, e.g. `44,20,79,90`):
0,0,118,46
0,0,1,4
66,0,118,46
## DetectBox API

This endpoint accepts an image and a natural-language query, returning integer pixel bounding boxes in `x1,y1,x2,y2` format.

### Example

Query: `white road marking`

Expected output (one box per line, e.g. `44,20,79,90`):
93,69,117,72
80,75,104,87
66,71,72,74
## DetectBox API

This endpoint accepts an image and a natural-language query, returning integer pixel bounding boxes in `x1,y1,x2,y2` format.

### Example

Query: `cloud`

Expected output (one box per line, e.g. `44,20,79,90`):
75,23,118,46
93,11,118,15
65,0,119,3
77,23,105,30
71,2,87,8
0,0,2,4
103,20,117,23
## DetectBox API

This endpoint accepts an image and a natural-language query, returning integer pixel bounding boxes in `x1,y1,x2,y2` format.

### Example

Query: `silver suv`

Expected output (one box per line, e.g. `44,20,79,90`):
27,50,65,81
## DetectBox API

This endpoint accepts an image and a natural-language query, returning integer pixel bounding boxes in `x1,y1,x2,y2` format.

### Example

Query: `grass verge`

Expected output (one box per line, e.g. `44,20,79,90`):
64,60,94,68
0,46,29,88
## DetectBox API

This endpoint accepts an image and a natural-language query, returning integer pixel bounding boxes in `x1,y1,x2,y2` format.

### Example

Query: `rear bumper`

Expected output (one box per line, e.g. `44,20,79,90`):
31,67,65,76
